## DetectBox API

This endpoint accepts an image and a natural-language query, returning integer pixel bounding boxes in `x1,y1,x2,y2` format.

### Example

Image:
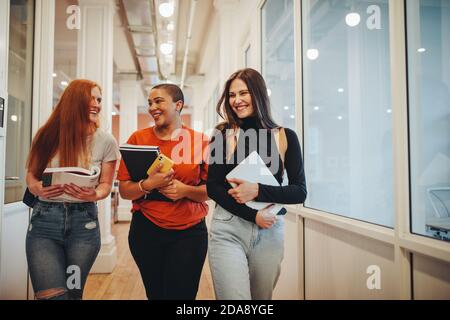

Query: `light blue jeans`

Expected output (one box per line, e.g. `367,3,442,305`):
208,205,284,300
26,200,101,300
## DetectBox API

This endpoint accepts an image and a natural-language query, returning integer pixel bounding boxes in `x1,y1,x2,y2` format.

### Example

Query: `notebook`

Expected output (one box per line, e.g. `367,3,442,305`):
119,144,160,182
226,151,285,215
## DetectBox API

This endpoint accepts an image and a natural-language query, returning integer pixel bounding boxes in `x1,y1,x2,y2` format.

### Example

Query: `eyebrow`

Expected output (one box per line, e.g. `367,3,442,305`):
229,90,249,94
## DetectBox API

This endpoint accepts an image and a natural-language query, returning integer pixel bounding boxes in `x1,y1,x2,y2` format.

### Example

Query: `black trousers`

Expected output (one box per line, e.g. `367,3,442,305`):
128,211,208,300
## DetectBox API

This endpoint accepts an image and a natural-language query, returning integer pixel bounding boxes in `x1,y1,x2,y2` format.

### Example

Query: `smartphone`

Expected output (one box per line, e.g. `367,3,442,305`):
147,153,174,174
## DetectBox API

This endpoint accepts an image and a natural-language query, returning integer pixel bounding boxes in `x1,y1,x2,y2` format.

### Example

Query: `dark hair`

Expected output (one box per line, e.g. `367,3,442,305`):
215,68,280,130
152,83,185,112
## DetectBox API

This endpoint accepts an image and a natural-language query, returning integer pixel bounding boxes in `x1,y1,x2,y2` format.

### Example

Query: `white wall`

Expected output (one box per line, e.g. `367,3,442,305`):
192,0,262,133
304,220,398,299
413,253,450,299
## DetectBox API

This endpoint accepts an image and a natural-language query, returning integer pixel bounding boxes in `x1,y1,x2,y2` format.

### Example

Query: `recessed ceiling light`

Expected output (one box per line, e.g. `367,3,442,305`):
159,2,174,18
387,109,392,113
61,81,68,87
11,115,18,122
418,48,426,53
346,13,361,27
314,106,320,111
160,43,173,55
337,116,343,120
52,73,57,77
284,106,289,110
290,115,295,119
306,49,319,60
338,88,344,93
112,112,117,116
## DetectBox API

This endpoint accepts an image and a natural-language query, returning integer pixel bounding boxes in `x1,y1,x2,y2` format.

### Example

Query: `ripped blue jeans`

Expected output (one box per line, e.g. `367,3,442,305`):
26,200,101,300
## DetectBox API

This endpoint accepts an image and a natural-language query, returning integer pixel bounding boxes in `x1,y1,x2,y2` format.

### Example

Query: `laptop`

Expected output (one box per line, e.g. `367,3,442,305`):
226,151,285,215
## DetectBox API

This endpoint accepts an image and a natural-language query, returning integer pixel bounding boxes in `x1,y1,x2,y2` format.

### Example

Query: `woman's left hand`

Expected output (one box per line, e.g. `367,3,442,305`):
227,178,259,204
64,183,98,202
158,179,187,201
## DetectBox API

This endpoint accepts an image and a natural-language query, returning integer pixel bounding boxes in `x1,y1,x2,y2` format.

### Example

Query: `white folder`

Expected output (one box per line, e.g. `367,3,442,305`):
226,151,284,215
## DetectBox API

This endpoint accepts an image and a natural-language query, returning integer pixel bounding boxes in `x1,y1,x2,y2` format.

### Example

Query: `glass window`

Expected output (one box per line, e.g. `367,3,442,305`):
5,0,34,204
302,0,394,227
407,0,450,242
261,0,295,130
53,0,79,104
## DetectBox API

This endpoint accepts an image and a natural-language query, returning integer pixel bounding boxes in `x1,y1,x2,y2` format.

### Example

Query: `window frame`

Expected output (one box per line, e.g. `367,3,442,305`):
257,0,450,278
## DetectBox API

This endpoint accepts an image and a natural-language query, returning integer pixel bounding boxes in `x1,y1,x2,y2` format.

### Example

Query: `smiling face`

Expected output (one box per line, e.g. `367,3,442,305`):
148,88,182,127
89,86,102,124
229,78,254,119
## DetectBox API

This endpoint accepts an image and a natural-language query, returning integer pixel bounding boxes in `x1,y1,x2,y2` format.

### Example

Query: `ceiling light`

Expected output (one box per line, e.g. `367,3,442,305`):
159,2,174,18
11,115,18,122
284,106,289,110
417,48,426,53
112,112,117,116
314,106,320,111
387,109,392,114
160,43,173,55
61,81,68,87
306,49,319,60
338,88,344,93
337,116,343,120
52,73,57,78
346,13,361,27
290,115,295,119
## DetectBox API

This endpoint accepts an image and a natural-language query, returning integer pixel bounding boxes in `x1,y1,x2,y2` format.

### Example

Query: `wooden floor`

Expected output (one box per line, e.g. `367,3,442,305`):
84,222,215,300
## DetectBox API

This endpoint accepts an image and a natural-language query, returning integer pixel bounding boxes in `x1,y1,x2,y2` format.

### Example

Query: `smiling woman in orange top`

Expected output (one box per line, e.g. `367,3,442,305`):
117,83,209,300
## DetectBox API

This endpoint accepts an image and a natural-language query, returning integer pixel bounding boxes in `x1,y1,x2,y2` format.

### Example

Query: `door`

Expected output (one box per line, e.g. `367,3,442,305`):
0,0,35,300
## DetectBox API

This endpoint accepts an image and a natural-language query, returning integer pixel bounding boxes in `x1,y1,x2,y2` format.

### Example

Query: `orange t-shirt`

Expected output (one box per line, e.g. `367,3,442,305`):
117,125,209,230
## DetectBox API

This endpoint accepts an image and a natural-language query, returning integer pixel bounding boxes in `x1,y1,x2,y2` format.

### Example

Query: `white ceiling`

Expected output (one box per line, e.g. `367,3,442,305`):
53,0,213,112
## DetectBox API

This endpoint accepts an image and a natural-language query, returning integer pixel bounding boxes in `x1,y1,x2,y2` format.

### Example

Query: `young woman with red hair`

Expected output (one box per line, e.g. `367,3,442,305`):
25,79,120,300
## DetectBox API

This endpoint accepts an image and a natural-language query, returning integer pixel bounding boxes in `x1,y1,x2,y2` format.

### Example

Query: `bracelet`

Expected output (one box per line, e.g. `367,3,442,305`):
138,179,151,194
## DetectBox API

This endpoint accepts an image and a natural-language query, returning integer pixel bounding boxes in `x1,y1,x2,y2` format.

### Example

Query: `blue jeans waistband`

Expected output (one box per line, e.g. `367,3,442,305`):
36,199,96,210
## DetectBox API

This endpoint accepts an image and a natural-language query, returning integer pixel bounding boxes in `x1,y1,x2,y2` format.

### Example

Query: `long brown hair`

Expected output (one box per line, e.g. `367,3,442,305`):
216,68,280,131
27,79,101,178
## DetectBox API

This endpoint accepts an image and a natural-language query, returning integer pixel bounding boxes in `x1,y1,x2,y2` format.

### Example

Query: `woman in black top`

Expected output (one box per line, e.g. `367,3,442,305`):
206,68,307,300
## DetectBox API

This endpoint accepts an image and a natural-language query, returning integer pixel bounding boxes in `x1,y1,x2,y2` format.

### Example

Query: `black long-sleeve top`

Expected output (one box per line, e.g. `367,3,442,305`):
206,117,307,223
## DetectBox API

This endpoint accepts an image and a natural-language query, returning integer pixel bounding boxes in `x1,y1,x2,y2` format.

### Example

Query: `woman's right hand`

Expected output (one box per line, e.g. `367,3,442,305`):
141,163,175,191
255,205,277,229
29,181,65,199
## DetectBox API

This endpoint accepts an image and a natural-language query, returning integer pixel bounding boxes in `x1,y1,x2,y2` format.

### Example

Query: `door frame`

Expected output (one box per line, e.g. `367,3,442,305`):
0,0,11,296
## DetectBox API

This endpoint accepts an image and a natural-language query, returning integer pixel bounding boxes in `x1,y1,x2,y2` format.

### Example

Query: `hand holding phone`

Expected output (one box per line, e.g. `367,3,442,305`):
147,153,174,174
